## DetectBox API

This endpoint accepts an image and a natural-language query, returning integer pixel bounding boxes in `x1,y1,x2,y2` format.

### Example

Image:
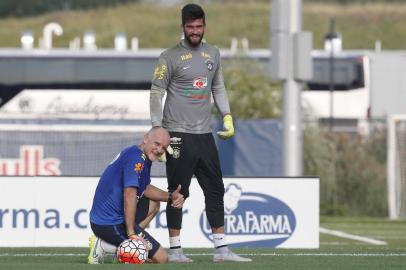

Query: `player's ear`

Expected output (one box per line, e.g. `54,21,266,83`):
143,133,149,144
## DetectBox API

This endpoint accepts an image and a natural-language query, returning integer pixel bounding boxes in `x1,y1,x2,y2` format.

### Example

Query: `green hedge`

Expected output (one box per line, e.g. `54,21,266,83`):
221,58,388,217
304,0,406,3
222,57,282,119
2,0,405,18
0,0,140,17
304,126,388,217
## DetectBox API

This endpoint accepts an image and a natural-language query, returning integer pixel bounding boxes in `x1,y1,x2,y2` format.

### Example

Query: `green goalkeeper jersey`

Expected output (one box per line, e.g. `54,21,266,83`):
150,39,230,134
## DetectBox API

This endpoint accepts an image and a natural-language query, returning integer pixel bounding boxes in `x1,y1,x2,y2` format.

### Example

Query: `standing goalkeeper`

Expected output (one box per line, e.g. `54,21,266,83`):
150,3,251,263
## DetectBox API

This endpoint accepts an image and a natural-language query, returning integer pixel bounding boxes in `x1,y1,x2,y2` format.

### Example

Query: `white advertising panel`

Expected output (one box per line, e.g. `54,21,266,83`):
0,177,97,247
0,89,153,120
0,177,319,248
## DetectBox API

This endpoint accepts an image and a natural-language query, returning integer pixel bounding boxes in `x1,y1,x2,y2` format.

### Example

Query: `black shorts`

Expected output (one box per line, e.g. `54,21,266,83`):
90,197,160,258
135,195,149,224
166,132,224,198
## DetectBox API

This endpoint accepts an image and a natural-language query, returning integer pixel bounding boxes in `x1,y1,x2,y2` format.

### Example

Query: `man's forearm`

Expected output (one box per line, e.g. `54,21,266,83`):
144,184,170,202
212,68,231,116
213,89,231,116
124,187,138,236
150,84,166,127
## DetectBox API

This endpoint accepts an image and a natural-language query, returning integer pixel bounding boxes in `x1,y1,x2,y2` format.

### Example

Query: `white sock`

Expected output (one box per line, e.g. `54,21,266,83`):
99,238,117,254
212,233,228,249
169,236,182,249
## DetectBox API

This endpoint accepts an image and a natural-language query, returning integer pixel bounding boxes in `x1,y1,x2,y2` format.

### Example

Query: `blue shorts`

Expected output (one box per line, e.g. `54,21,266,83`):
90,197,160,258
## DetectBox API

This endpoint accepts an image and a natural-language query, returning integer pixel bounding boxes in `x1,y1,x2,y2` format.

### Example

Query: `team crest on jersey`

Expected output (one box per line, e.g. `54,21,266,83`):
193,77,208,89
134,163,144,172
205,59,214,71
172,147,180,159
153,63,167,80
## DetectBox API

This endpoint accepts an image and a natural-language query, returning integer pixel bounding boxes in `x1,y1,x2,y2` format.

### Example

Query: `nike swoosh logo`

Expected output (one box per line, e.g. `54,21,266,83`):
182,66,191,70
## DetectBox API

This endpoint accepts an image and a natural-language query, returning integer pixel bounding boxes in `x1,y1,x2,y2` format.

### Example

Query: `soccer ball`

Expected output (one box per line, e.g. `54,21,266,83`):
116,237,149,264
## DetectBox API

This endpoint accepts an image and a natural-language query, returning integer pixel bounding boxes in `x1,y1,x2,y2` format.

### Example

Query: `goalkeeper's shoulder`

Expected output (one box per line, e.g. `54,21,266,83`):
159,43,183,62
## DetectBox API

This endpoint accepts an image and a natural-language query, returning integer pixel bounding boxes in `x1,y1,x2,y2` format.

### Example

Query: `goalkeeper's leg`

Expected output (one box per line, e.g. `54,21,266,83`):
195,133,252,262
165,132,196,262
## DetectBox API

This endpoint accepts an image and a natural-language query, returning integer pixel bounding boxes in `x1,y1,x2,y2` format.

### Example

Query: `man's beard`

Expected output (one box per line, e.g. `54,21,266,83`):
184,31,204,47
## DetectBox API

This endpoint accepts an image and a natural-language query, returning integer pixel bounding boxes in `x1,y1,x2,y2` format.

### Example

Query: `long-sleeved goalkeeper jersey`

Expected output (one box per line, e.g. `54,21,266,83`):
150,39,230,134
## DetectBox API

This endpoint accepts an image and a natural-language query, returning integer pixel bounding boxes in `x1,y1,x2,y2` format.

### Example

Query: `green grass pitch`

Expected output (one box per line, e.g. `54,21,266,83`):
0,217,405,270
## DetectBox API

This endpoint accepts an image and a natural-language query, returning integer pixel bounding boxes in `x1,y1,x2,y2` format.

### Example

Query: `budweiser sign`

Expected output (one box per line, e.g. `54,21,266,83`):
0,145,61,176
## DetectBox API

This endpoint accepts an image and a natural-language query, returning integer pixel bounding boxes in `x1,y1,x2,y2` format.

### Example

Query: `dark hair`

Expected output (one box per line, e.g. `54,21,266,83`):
181,3,205,26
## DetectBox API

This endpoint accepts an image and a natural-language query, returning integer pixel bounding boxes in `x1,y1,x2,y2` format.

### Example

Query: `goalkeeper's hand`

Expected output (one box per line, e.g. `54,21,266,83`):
217,114,235,140
158,145,174,162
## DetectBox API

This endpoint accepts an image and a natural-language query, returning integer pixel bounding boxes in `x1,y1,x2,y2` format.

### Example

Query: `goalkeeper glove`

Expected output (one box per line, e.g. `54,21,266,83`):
217,114,235,140
158,145,174,162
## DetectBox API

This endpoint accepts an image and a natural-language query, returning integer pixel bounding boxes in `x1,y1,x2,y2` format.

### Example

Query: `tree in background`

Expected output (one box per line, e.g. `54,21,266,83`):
0,0,140,17
304,0,406,3
221,57,282,119
304,126,388,216
221,57,387,217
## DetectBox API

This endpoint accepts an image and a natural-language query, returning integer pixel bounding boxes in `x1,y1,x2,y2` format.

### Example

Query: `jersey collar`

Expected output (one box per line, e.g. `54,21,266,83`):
180,39,204,51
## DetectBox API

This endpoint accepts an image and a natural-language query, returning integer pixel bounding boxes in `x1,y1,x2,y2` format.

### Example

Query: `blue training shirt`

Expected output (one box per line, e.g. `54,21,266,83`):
90,145,152,225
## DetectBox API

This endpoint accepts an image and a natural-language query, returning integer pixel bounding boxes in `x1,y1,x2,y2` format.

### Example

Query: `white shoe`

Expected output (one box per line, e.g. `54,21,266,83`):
168,249,193,263
213,248,252,262
87,235,105,264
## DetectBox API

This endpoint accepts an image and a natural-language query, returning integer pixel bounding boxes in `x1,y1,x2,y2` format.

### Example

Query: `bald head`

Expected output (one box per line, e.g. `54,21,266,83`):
148,127,170,141
141,127,170,161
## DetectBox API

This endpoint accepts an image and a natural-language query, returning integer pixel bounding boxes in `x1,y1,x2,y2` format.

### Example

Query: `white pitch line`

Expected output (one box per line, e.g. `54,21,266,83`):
187,253,406,257
319,227,387,245
1,253,406,257
0,253,84,257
